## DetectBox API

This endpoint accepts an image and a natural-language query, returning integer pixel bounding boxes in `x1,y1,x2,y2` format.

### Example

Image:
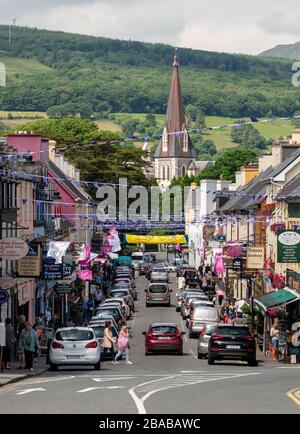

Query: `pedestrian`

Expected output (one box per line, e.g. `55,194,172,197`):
87,294,95,319
2,318,16,370
17,314,26,369
32,323,42,363
234,309,246,325
228,303,236,323
270,319,279,360
18,322,39,372
101,321,116,362
93,286,104,308
177,275,185,291
114,325,132,365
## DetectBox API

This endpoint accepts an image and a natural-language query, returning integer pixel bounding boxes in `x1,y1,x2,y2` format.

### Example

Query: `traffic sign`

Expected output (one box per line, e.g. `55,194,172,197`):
55,282,73,296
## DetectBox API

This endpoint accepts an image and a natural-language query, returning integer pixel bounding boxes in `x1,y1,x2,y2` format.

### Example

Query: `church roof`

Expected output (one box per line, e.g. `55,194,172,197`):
155,53,196,159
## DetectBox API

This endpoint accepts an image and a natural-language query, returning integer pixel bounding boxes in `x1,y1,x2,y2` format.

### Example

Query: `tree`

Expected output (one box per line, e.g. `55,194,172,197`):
231,123,267,150
121,118,141,137
145,114,157,127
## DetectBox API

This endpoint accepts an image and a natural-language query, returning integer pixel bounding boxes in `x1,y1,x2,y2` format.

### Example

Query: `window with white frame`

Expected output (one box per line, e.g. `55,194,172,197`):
183,130,188,152
162,127,168,152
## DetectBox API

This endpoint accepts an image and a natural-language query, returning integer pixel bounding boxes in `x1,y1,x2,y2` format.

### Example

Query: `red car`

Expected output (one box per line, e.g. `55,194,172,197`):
143,322,185,355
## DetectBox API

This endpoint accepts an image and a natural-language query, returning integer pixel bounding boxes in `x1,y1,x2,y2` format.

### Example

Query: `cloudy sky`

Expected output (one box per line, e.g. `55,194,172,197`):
1,0,300,54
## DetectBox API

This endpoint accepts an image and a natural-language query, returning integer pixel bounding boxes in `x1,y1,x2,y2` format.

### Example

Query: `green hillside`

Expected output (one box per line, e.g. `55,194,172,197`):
0,25,300,118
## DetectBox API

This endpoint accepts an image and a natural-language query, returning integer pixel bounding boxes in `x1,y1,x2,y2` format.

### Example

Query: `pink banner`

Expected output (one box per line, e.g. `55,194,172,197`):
77,269,93,281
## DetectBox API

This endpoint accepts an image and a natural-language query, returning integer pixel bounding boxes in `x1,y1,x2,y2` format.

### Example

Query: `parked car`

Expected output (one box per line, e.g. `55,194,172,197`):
207,324,257,366
143,323,185,355
109,289,134,312
95,305,126,326
112,282,137,300
197,322,219,359
186,300,214,326
175,290,204,313
181,294,208,319
138,261,150,276
49,327,101,371
150,266,169,283
88,320,118,359
187,306,219,338
101,298,131,319
145,283,172,307
89,315,120,331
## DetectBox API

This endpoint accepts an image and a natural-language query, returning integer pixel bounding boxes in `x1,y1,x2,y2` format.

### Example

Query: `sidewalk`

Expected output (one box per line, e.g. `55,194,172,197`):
0,355,48,387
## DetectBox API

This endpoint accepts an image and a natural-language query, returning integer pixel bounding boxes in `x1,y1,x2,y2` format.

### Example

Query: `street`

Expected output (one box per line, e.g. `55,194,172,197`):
0,254,299,414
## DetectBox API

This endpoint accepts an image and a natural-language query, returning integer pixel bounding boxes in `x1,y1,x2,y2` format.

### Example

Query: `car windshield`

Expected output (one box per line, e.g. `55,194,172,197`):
194,308,219,320
215,327,251,336
151,326,177,334
111,291,128,297
96,308,119,317
55,329,94,341
153,268,165,273
132,254,143,260
149,285,167,293
91,326,117,338
104,301,122,306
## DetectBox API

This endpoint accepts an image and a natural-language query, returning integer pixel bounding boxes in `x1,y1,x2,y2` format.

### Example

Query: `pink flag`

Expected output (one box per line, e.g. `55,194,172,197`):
77,269,92,281
214,253,225,273
78,245,91,266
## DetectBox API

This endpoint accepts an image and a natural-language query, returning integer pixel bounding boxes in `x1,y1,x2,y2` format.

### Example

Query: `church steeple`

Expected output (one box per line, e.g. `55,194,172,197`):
166,50,186,134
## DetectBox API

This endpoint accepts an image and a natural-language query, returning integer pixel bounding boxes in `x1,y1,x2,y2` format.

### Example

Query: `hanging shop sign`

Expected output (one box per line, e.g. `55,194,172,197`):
277,230,300,263
246,247,265,270
286,269,300,294
0,237,28,261
208,241,221,248
17,243,41,277
55,282,73,296
125,234,187,245
41,259,63,280
212,234,226,242
0,288,9,305
0,277,16,289
202,226,216,242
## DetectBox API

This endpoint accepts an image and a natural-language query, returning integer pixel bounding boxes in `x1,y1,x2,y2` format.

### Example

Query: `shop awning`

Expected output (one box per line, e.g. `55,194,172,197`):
254,288,300,312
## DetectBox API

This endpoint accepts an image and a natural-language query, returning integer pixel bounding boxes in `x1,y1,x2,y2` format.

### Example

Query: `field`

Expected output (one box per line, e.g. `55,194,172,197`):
0,111,294,151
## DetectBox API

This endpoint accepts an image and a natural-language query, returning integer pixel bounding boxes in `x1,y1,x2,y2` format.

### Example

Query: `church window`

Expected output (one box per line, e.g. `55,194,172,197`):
183,130,188,152
162,128,168,152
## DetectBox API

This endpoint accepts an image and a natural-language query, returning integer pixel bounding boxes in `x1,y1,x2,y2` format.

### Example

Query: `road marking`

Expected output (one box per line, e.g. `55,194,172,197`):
276,366,300,369
77,386,125,393
287,388,300,406
92,376,136,382
189,348,198,360
16,388,46,395
129,372,260,414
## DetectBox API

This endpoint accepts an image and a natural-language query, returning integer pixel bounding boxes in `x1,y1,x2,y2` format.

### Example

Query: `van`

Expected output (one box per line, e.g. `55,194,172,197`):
131,251,144,270
145,283,172,307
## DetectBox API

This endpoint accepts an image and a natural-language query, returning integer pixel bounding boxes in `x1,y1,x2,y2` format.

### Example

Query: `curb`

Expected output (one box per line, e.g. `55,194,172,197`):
0,368,48,388
287,387,300,406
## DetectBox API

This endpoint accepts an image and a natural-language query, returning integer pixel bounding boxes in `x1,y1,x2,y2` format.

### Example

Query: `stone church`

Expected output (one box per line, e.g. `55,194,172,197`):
154,53,196,187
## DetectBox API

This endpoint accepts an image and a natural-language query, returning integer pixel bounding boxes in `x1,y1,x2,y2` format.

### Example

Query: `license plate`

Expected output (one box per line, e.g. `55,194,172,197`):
152,298,163,301
226,345,240,349
157,336,171,340
67,355,81,359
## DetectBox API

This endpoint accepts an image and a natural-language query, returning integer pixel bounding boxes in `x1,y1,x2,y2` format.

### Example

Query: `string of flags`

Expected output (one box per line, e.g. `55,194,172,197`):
0,114,300,159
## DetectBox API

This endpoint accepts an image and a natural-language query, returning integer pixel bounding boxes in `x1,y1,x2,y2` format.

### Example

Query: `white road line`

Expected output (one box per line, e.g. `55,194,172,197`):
189,348,198,359
128,372,260,414
276,366,300,369
77,386,125,393
92,376,136,382
16,388,46,396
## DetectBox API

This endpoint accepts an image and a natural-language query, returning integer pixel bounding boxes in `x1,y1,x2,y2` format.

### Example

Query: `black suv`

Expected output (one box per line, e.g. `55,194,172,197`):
207,325,257,366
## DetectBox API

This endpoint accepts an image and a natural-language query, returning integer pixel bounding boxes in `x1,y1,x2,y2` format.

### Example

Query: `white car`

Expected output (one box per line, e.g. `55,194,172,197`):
150,267,169,283
101,298,131,319
131,251,144,270
49,327,101,371
164,262,178,272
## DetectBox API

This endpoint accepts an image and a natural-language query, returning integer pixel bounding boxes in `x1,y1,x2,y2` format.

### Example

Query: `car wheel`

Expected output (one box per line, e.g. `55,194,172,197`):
49,362,58,371
178,349,183,355
94,361,101,370
188,329,194,339
145,350,151,356
248,359,257,367
197,352,203,359
146,303,149,307
207,355,215,365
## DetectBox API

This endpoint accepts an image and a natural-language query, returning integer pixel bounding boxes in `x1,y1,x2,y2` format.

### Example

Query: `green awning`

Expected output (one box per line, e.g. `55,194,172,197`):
254,288,299,312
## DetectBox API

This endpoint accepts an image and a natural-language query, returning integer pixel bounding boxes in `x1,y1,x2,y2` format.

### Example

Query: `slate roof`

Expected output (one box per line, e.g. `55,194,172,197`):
266,147,300,179
219,166,273,212
276,172,300,200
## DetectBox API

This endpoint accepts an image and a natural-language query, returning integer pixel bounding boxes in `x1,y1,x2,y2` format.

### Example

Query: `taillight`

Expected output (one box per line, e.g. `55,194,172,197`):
200,326,206,337
85,341,98,349
212,334,224,340
52,341,64,349
243,336,255,342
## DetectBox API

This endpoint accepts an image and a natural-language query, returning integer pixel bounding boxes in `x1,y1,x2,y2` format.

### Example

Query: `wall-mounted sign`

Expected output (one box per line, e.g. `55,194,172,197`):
246,247,265,269
277,230,300,263
17,244,41,277
41,259,63,280
0,288,9,305
0,237,29,260
55,282,73,296
0,277,16,289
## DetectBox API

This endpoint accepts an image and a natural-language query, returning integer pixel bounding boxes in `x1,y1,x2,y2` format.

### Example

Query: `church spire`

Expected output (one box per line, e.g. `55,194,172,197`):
166,49,186,134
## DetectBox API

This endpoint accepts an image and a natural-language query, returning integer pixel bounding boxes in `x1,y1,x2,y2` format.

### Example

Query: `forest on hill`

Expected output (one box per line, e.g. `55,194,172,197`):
0,25,300,117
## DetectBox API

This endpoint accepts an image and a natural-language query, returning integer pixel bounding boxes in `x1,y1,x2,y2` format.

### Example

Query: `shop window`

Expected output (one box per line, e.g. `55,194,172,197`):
288,203,300,218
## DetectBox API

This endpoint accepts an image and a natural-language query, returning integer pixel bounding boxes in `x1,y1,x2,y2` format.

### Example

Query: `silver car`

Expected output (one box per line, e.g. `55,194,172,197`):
188,307,219,338
150,267,169,283
197,322,219,359
145,283,172,306
49,327,101,371
181,294,208,319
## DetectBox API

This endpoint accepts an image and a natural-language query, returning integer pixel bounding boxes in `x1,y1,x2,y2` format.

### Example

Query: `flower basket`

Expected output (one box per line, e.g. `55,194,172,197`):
270,223,286,234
